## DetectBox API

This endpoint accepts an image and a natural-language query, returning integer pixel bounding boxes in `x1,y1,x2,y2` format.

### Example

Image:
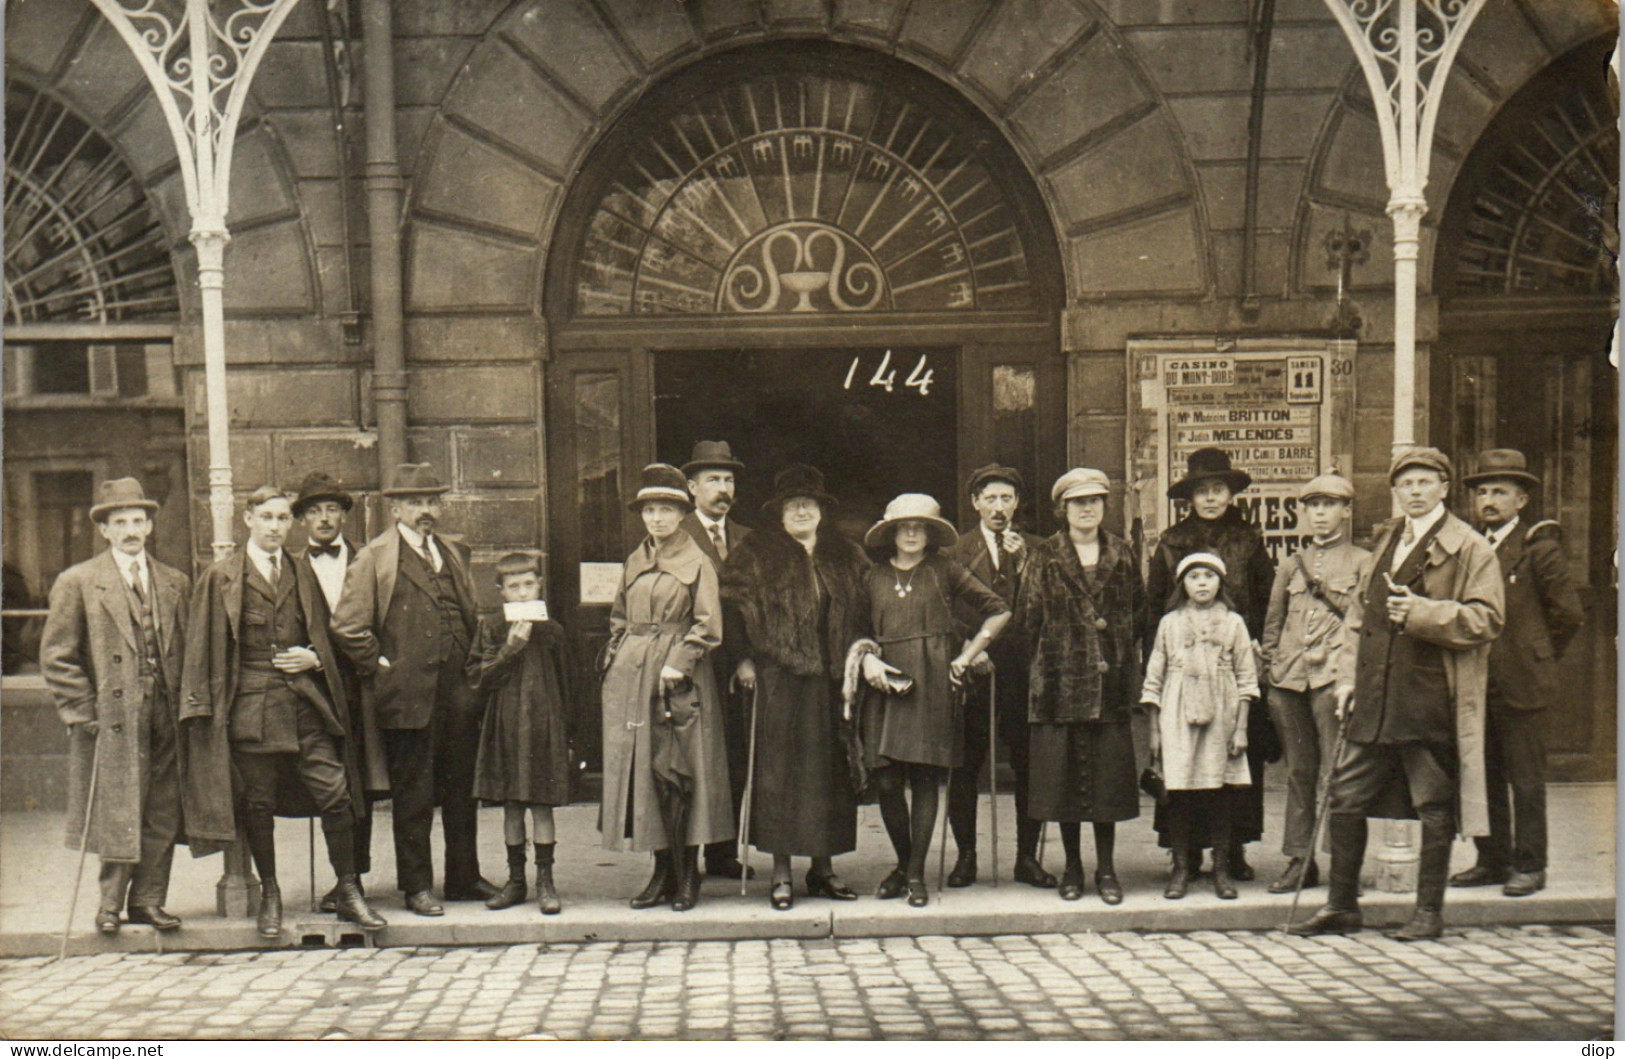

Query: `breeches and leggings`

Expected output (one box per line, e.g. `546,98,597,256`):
233,695,355,881
100,685,181,913
1326,739,1458,906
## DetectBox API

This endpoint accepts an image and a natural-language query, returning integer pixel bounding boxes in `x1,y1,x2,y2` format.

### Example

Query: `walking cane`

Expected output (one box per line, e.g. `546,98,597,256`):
1282,703,1353,934
987,666,1000,889
308,819,318,914
58,733,104,963
937,766,952,894
737,683,760,898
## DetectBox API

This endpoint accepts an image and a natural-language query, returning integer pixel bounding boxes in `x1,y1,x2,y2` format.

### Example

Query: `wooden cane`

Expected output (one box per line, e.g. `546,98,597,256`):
1283,705,1353,934
937,765,952,894
308,819,318,913
58,733,103,963
737,683,760,898
987,666,999,889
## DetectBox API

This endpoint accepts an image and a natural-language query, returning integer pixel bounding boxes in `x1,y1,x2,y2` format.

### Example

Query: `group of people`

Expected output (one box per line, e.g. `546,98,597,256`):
38,432,1580,942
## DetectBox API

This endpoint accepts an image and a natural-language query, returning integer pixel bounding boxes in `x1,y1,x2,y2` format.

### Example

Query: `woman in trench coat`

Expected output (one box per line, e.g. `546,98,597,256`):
599,463,734,912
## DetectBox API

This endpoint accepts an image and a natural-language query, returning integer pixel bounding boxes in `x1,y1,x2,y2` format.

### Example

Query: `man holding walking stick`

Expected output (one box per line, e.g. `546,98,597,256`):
41,478,189,936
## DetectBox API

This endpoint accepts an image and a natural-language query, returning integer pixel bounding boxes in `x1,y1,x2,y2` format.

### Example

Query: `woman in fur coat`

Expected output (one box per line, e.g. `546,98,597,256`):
721,465,870,910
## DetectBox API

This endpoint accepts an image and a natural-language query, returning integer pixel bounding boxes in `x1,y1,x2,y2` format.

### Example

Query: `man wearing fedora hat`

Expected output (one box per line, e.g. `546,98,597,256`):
1293,446,1503,941
331,463,491,915
679,440,755,880
41,478,190,935
944,463,1052,888
1448,449,1583,898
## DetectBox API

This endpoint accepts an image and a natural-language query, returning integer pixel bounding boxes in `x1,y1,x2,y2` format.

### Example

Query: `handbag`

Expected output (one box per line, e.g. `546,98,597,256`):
1139,766,1168,805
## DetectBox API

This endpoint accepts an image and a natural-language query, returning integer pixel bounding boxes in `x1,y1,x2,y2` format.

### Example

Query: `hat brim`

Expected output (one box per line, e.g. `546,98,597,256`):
628,488,694,512
681,460,745,478
382,485,450,498
1167,469,1252,501
863,514,959,550
1460,470,1539,490
89,499,159,522
291,492,355,516
761,490,838,515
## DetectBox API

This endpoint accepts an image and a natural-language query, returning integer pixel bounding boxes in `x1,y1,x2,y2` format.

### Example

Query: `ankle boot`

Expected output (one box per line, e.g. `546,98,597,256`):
534,843,561,915
333,874,386,930
672,846,701,912
487,844,528,910
1212,858,1238,899
1390,808,1451,942
1164,849,1192,900
257,879,283,939
630,850,675,909
1289,813,1366,936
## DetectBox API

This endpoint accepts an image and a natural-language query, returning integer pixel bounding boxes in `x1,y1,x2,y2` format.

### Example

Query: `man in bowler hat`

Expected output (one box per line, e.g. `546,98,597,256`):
1449,449,1583,898
41,478,189,935
679,440,754,879
331,463,492,914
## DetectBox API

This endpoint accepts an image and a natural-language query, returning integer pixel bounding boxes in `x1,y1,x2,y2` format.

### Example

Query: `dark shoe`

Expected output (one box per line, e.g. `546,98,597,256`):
1095,870,1124,906
1058,867,1085,901
444,876,500,902
1213,864,1238,900
671,847,701,912
1502,870,1546,897
1387,909,1444,941
1013,855,1057,889
1268,857,1319,894
332,876,386,931
806,871,858,901
1227,844,1254,882
486,879,526,910
1449,863,1510,887
126,905,182,933
318,877,366,915
95,909,120,936
630,851,675,910
770,880,794,911
405,890,444,917
1164,852,1192,900
535,869,562,916
906,878,929,908
704,856,754,880
257,883,283,939
875,868,908,900
946,849,977,888
1287,905,1362,936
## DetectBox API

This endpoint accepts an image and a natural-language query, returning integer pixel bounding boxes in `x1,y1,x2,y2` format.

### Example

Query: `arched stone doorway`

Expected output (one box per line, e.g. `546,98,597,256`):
542,42,1065,769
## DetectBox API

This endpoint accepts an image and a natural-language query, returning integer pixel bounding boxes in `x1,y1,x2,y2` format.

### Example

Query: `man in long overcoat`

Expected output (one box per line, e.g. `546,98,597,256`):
945,463,1053,888
179,486,384,937
41,478,189,935
1293,446,1504,941
330,463,490,915
1449,449,1584,898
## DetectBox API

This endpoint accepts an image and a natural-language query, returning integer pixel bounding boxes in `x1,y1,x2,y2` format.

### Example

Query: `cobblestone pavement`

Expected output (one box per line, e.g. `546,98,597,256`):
0,925,1611,1041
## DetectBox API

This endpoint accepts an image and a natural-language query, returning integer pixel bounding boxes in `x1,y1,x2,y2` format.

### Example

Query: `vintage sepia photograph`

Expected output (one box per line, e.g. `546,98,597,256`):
0,0,1617,1043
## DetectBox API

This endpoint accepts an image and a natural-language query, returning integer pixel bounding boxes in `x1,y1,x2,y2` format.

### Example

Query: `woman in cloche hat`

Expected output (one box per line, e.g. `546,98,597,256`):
848,494,1011,907
598,464,734,914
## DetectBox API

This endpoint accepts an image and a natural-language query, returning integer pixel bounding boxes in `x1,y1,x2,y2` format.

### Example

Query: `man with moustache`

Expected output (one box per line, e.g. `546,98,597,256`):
945,464,1053,888
181,486,383,937
1448,449,1583,898
679,441,754,880
331,464,491,915
41,478,189,935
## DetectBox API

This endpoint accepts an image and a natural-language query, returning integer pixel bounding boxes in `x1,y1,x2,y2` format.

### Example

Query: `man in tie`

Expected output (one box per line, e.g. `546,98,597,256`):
678,440,754,880
1448,449,1583,898
331,463,491,915
1292,447,1504,941
945,464,1052,888
180,486,384,938
41,478,189,935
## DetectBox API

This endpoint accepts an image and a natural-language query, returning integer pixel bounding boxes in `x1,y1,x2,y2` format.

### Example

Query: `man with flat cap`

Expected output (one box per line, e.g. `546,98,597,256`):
679,440,754,879
1449,449,1583,898
331,463,491,914
41,478,189,935
1293,446,1503,941
945,463,1052,888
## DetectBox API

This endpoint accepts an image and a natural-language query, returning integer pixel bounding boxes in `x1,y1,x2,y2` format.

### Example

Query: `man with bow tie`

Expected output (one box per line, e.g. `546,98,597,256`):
945,464,1052,888
41,478,190,936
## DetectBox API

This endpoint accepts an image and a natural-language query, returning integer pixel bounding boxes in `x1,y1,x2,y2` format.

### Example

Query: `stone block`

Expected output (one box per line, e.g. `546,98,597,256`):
961,0,1092,104
1266,24,1358,91
596,0,697,69
835,0,904,35
1072,208,1205,295
440,496,541,549
456,428,541,488
1262,92,1340,158
896,0,989,64
767,0,829,25
1068,356,1127,415
299,180,345,247
5,0,87,81
408,365,537,423
1456,1,1549,99
394,36,478,108
1048,113,1189,229
1431,69,1498,158
1210,230,1291,297
396,0,510,37
1012,34,1152,162
190,368,357,427
1094,0,1248,25
274,433,384,492
222,221,316,314
407,430,453,479
444,44,588,174
1523,1,1615,54
503,0,636,111
1120,26,1251,95
406,223,538,312
56,20,143,123
253,41,331,108
1297,203,1394,294
174,318,345,368
227,131,298,227
1162,95,1247,162
398,109,438,178
417,124,558,238
693,0,763,39
1197,161,1303,232
1312,109,1387,206
189,433,273,490
117,96,176,183
315,246,354,320
406,316,543,363
262,110,343,179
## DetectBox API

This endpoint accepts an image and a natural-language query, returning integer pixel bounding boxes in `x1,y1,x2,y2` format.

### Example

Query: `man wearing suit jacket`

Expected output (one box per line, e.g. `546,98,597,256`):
41,478,189,935
330,463,491,915
946,464,1055,889
1449,449,1584,898
679,440,754,879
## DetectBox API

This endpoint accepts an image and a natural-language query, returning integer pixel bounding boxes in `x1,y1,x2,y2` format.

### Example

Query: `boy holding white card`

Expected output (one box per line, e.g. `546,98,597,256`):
467,553,573,914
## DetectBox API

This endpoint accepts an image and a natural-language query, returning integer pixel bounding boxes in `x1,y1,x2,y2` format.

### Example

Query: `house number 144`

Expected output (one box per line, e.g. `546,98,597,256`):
843,350,935,396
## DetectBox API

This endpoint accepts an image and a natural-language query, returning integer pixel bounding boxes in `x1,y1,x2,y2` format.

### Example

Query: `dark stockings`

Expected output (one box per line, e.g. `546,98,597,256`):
874,763,947,881
1058,822,1117,874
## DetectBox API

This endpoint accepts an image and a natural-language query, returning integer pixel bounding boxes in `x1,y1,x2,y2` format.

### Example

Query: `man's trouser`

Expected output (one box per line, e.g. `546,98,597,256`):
1475,696,1548,874
99,687,180,912
1267,683,1340,857
379,662,481,894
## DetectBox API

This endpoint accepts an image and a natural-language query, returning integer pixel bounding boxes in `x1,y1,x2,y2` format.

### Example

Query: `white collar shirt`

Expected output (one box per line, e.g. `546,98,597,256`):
980,523,1004,570
246,539,286,586
1484,516,1519,550
397,523,443,573
307,540,348,610
1391,503,1448,572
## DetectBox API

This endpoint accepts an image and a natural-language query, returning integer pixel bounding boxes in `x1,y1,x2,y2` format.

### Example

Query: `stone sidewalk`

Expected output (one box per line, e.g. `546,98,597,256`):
0,925,1613,1040
1,784,1612,956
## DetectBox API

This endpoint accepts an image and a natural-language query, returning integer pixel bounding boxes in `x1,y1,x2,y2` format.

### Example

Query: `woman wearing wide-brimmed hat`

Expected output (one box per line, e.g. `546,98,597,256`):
1014,469,1149,903
599,464,734,913
1145,447,1277,883
849,494,1010,907
720,465,870,910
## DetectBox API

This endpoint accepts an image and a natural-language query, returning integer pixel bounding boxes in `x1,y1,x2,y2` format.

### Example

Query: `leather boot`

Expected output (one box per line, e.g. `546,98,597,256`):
319,877,365,915
630,850,675,909
947,849,977,888
672,845,701,912
1289,814,1366,936
487,844,528,910
333,874,386,931
1164,848,1192,900
257,879,283,940
535,843,561,916
1390,807,1451,942
1212,858,1238,900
